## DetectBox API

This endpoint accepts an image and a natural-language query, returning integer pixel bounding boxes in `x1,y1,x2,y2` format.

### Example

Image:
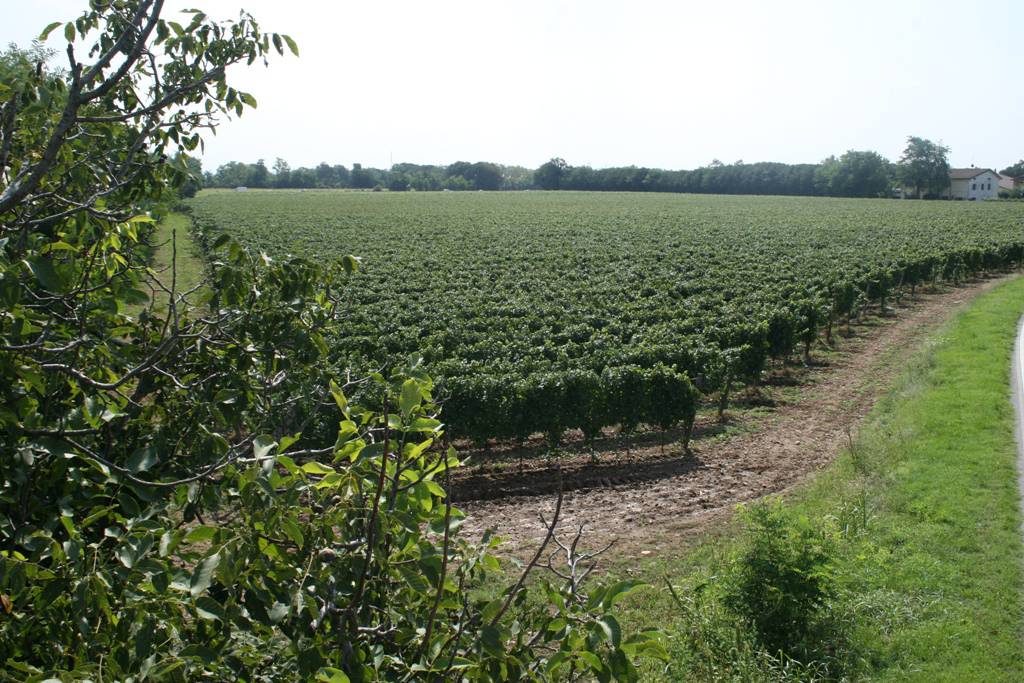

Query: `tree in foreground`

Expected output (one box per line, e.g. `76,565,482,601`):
897,136,950,199
0,2,663,680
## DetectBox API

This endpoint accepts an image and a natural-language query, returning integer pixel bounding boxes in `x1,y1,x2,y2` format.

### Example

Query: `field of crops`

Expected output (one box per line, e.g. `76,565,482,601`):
187,190,1024,445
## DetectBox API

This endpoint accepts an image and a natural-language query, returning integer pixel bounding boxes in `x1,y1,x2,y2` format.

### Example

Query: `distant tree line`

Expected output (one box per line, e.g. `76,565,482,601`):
198,137,997,200
203,155,892,197
204,158,535,192
536,150,897,198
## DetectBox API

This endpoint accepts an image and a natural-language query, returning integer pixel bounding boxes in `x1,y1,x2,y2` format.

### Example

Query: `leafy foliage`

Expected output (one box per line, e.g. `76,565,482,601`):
898,136,951,198
0,3,664,680
1000,160,1024,178
721,501,838,658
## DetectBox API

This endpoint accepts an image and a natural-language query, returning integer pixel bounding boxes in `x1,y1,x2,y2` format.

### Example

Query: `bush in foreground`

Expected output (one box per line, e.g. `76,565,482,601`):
0,3,663,679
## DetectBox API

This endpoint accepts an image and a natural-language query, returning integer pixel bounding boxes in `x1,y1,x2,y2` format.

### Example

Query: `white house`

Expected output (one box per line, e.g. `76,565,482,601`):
947,168,999,200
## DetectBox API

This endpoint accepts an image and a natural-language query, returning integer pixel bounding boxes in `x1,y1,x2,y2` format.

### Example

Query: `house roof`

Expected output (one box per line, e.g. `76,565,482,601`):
949,168,993,180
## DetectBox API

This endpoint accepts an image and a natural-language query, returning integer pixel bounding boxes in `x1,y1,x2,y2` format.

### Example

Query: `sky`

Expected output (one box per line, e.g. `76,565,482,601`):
3,0,1022,173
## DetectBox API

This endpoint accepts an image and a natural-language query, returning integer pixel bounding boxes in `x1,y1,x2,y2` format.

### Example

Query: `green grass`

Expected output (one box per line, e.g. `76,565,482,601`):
143,212,206,312
613,275,1024,681
151,212,205,293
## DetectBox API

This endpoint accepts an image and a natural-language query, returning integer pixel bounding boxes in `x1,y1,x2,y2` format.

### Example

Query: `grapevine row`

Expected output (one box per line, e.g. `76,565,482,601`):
187,191,1024,449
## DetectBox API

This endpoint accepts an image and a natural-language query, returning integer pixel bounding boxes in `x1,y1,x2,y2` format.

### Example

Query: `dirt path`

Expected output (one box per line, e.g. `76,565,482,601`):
458,275,1018,559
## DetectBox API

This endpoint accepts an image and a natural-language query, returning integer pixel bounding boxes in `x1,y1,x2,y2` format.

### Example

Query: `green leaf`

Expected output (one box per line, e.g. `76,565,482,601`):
577,651,604,672
609,647,637,680
64,22,75,42
190,552,220,597
310,332,329,355
42,241,76,253
278,433,301,453
329,380,348,411
480,625,504,656
283,34,299,56
414,482,433,511
400,379,422,416
405,438,434,461
313,472,344,489
341,254,360,274
281,518,304,549
301,461,335,475
253,435,277,460
151,570,170,594
269,601,289,624
546,617,567,632
337,419,358,440
159,530,182,557
411,417,442,432
239,92,257,108
601,579,646,610
258,536,281,559
595,615,622,648
38,21,62,41
276,454,300,475
481,598,503,623
126,445,158,473
316,668,350,683
194,596,225,621
26,257,62,291
622,632,669,661
545,651,569,673
179,645,217,663
80,505,114,528
184,526,217,544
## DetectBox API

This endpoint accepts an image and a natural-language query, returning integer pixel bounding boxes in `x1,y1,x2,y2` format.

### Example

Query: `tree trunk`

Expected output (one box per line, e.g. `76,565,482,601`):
683,420,694,454
717,376,733,423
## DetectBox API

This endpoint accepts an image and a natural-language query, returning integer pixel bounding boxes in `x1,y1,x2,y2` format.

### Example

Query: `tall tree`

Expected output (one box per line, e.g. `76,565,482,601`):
249,158,271,187
315,161,335,187
175,153,203,198
272,156,291,188
534,157,568,190
898,136,950,198
469,161,503,190
818,150,892,197
350,162,378,188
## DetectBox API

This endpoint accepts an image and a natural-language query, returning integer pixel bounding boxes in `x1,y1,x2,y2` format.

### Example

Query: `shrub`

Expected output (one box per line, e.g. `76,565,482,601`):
563,369,605,448
601,365,647,436
721,500,838,657
643,365,700,451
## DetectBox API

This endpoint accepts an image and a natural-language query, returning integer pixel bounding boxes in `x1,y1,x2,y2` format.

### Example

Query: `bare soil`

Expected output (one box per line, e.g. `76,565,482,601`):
456,275,1017,559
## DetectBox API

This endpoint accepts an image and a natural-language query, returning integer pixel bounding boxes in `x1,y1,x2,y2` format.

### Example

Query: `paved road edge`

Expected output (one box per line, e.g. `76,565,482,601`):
1013,314,1024,541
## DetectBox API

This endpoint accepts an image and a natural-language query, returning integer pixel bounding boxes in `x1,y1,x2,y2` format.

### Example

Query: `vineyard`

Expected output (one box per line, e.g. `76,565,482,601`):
188,190,1024,448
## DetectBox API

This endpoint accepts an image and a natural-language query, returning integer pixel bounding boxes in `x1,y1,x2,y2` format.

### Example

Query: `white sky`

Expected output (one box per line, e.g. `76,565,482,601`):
4,0,1022,172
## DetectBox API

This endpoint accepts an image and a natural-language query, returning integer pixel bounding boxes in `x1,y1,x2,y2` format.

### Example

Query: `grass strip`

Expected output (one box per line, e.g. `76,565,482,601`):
149,212,206,299
618,275,1024,681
